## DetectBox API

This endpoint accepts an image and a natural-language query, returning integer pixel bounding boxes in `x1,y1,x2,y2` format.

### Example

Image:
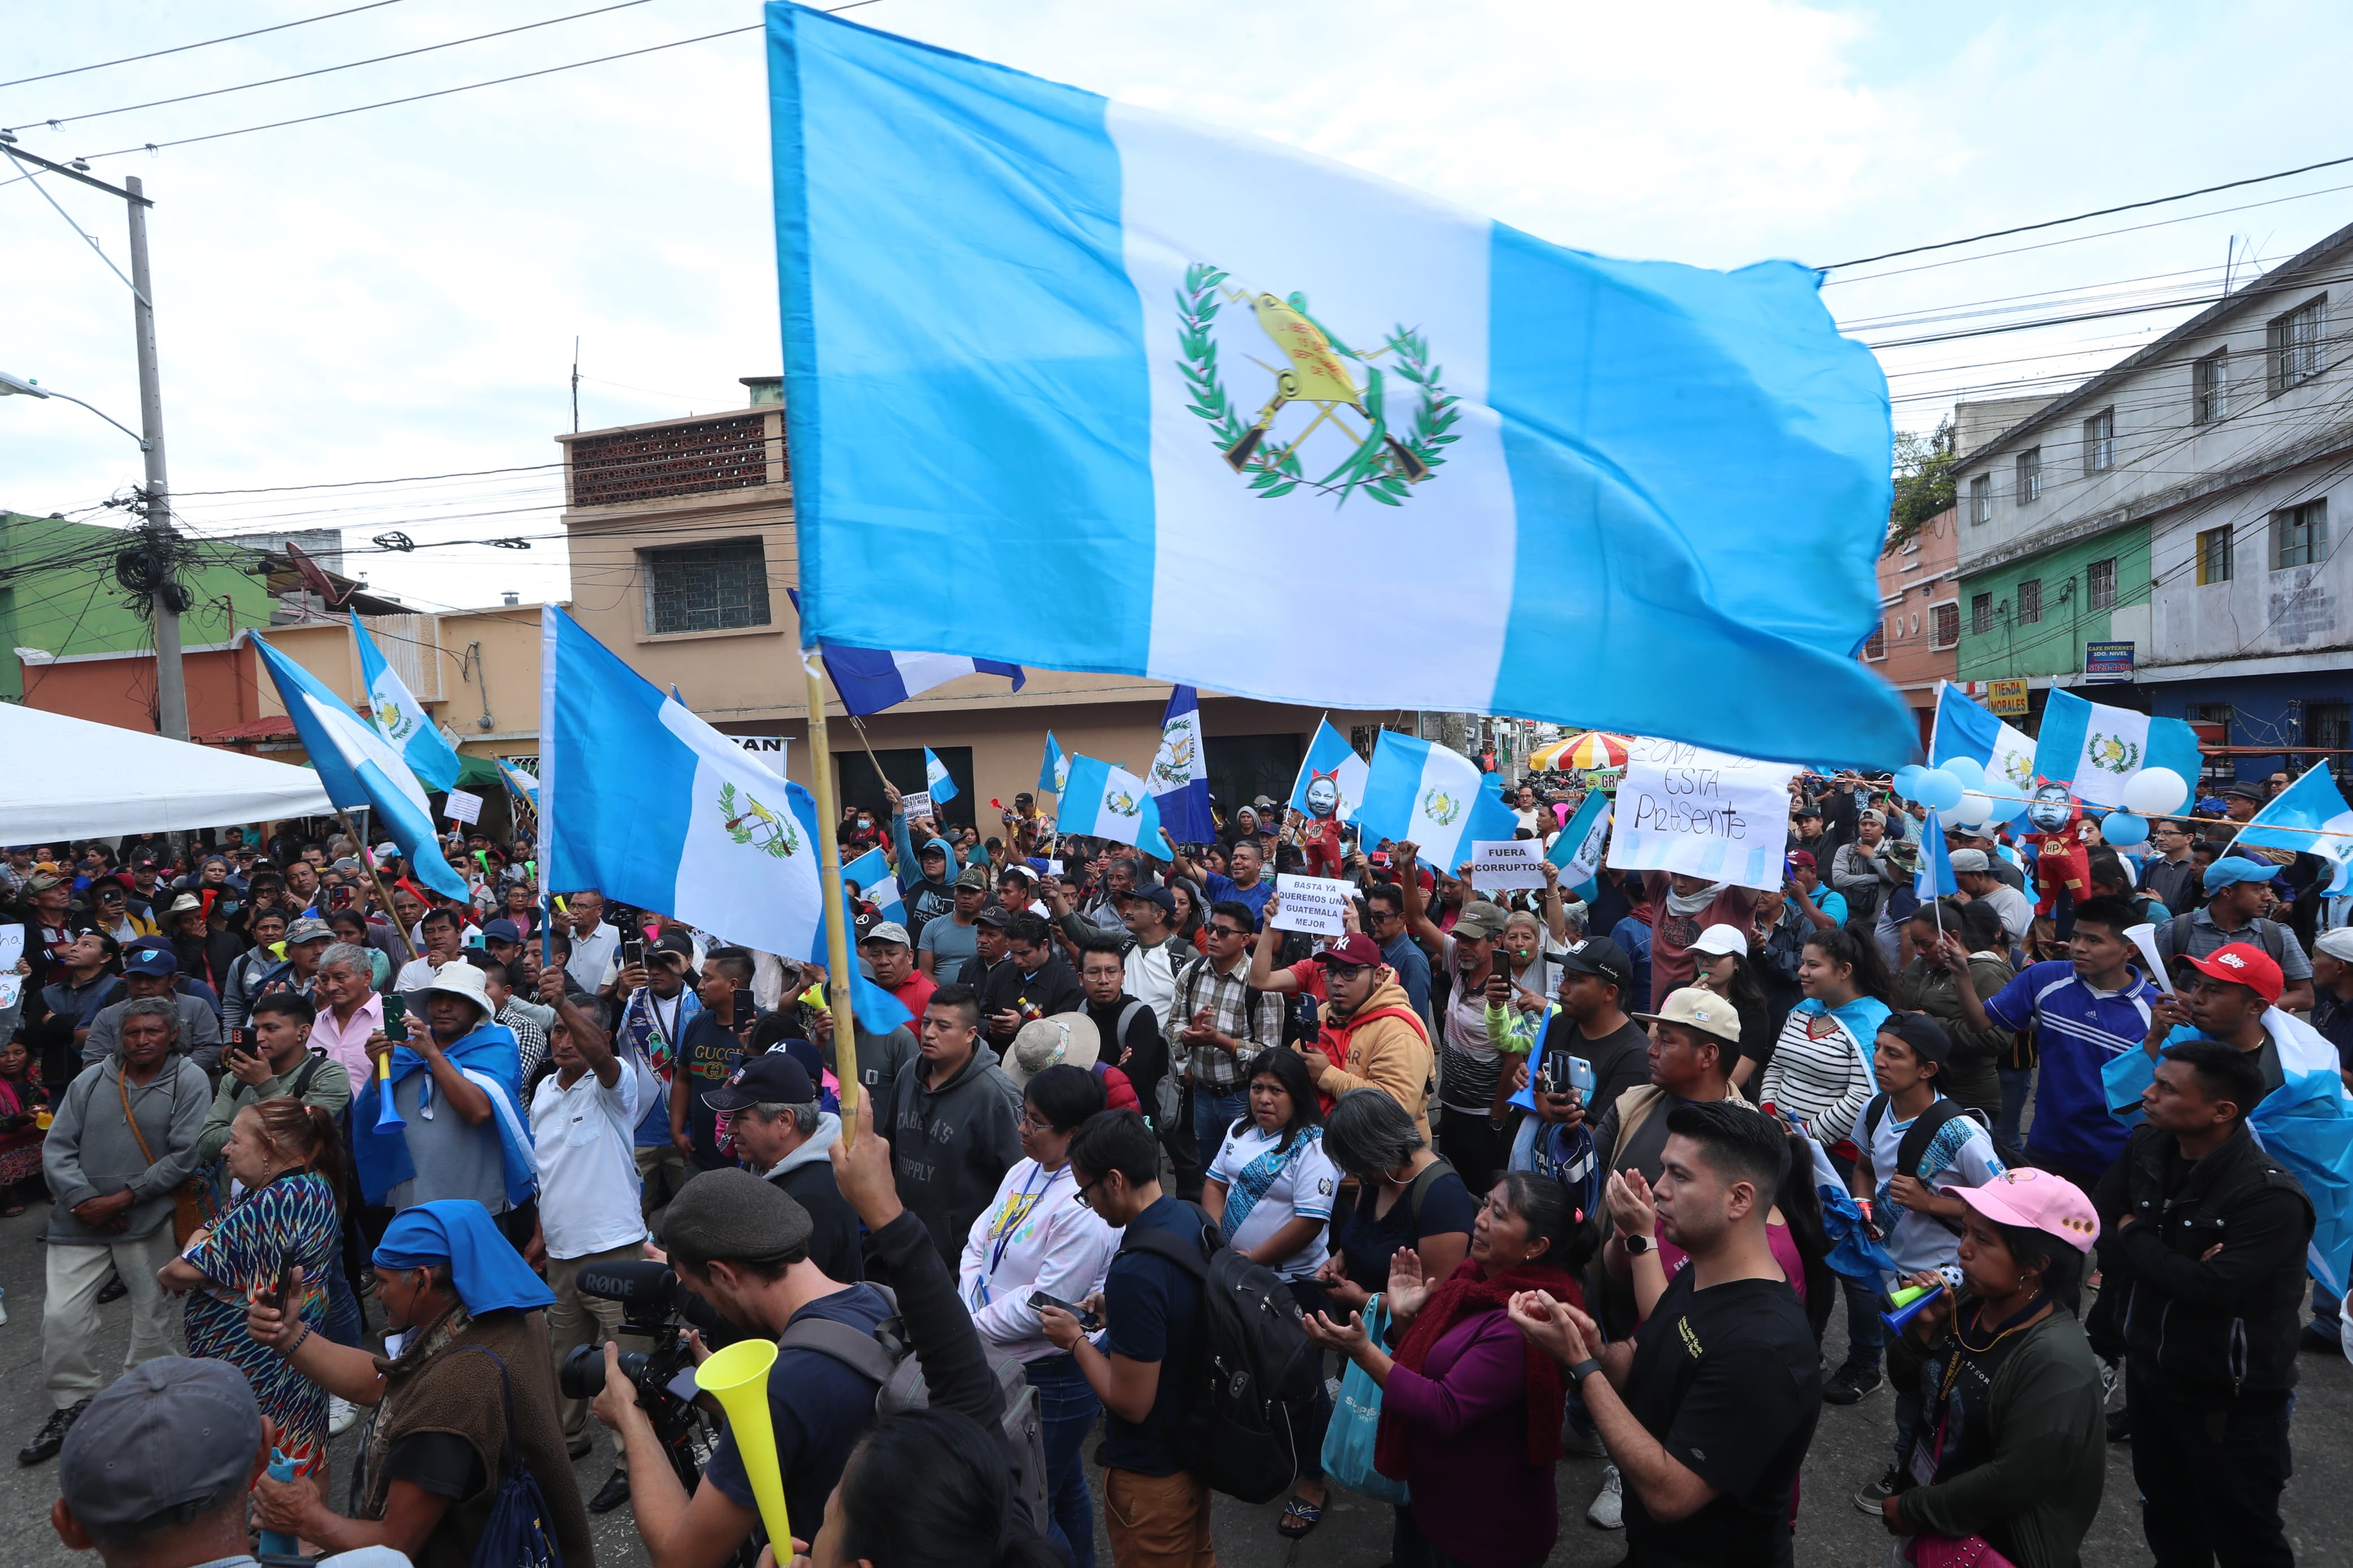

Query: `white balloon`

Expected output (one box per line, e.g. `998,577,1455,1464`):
1954,791,1994,826
2121,767,2190,816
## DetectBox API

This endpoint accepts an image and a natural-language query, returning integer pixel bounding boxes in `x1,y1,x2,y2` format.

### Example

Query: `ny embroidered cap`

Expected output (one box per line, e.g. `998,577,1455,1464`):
58,1357,261,1532
1952,1168,2101,1254
1630,986,1744,1046
2176,941,2284,1006
1320,933,1385,970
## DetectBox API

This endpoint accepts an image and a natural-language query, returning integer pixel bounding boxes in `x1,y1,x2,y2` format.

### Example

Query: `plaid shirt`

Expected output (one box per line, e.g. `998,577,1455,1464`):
1165,953,1284,1094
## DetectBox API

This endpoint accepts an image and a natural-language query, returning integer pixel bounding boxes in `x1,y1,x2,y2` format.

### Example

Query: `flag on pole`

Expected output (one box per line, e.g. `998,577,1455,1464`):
348,611,462,792
842,843,906,925
923,748,959,805
807,882,915,1036
2032,689,2204,809
1145,685,1215,846
1547,790,1613,901
1058,755,1174,860
251,634,470,903
1928,682,2037,800
1355,730,1520,871
788,590,1023,716
1287,717,1369,825
541,606,825,963
1037,732,1068,796
497,759,540,810
2236,763,2353,893
1914,809,1959,901
766,3,1915,770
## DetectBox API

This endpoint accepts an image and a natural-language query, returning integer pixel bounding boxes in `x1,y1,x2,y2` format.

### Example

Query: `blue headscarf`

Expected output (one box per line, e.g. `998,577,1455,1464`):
373,1200,555,1316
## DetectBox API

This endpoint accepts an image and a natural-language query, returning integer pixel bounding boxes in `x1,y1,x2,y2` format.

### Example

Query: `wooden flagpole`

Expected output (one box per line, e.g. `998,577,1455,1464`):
801,649,861,1144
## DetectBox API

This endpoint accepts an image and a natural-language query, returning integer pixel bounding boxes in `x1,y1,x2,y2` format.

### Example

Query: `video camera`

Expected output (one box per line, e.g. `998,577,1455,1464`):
557,1259,713,1489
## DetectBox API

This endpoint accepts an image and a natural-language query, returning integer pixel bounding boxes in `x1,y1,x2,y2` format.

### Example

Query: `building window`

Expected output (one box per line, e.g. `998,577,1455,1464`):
2305,702,2352,791
2015,447,2041,502
2268,295,2327,394
643,537,772,636
2272,499,2329,569
1971,592,1994,634
2083,407,2114,473
1971,473,1993,523
1931,602,1959,648
2086,557,2117,611
1863,623,1887,661
2192,347,2229,424
2016,578,2042,625
2196,525,2235,584
2188,702,2235,782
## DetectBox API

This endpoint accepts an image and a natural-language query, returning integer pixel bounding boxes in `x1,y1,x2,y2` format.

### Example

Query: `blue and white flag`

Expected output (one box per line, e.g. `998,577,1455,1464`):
807,883,915,1039
1287,716,1369,826
542,607,824,961
841,843,906,925
1146,685,1216,846
2032,689,2203,809
922,747,959,805
1914,809,1959,901
2237,763,2353,894
1356,729,1520,871
1547,790,1613,901
349,611,461,793
498,759,540,810
766,3,1914,769
251,634,469,903
1037,732,1068,797
1058,755,1174,860
1928,682,2037,801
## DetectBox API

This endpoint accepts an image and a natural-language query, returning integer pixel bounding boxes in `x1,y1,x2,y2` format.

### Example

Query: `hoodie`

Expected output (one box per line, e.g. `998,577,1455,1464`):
893,814,962,941
1309,971,1434,1143
761,1111,864,1282
885,1040,1025,1264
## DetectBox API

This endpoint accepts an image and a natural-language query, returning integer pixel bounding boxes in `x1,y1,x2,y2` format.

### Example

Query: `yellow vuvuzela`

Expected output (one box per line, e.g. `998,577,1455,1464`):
697,1338,790,1549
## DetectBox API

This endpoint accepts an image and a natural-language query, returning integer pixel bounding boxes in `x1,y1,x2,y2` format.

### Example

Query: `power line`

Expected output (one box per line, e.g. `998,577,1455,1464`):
1821,152,2353,271
6,0,659,136
0,0,413,90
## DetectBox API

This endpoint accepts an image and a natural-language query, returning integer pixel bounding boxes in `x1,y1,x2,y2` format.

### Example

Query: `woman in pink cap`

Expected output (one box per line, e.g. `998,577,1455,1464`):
1874,1167,2108,1568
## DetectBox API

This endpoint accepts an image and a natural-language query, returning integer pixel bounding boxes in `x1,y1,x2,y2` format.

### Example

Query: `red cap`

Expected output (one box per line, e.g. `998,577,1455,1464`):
2178,941,2283,1006
1322,933,1384,969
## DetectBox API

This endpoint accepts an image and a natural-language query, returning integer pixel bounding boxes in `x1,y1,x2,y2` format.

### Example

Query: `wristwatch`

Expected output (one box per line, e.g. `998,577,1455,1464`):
1568,1357,1604,1383
1621,1232,1652,1255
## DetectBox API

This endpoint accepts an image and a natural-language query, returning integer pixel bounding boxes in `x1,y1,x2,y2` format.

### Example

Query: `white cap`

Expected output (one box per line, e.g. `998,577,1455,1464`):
1688,922,1749,959
861,920,912,948
2316,927,2353,964
1948,849,1992,872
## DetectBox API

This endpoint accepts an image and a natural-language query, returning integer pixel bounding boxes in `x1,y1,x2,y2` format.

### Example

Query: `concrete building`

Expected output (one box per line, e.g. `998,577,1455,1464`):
554,378,1394,827
1951,221,2353,786
1860,506,1960,745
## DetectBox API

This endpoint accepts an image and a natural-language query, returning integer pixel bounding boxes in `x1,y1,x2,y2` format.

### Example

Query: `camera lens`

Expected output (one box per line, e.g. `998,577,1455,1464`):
558,1343,606,1400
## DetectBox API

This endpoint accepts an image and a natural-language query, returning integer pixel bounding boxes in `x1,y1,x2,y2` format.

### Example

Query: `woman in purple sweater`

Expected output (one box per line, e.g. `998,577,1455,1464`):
1307,1170,1591,1568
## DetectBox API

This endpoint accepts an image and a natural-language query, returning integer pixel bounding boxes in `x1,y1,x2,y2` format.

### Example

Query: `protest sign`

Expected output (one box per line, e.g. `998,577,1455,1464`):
900,791,933,820
1604,737,1796,892
731,735,790,773
1270,872,1354,936
0,926,19,1010
1464,839,1548,892
442,789,484,825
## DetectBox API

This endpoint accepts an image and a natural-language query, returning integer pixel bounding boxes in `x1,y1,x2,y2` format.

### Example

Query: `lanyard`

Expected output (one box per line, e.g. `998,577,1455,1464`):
985,1163,1069,1281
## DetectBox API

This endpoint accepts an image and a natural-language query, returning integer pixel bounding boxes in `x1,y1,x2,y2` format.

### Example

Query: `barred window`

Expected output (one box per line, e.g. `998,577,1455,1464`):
2192,348,2229,424
2268,296,2326,394
2272,499,2329,570
2015,447,2042,502
2017,578,2042,625
1932,602,1959,648
2083,408,2114,473
2087,558,2117,611
644,538,772,635
2197,525,2235,584
1971,593,1993,634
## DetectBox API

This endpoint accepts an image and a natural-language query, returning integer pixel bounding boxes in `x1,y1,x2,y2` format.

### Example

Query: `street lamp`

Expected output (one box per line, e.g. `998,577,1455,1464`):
0,369,151,450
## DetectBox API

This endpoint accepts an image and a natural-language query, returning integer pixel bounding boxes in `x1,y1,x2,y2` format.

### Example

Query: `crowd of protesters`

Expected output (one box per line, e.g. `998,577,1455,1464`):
12,752,2352,1568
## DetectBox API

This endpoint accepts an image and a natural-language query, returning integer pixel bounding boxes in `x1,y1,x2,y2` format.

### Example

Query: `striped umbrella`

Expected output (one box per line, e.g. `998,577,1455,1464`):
1532,731,1631,772
1527,736,1580,771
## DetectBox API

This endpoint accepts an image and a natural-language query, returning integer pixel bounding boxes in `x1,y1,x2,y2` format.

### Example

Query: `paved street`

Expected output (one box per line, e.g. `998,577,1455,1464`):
1,1195,2346,1566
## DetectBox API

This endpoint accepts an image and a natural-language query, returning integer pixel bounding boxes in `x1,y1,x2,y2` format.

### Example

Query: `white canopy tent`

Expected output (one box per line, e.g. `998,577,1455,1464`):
0,702,334,841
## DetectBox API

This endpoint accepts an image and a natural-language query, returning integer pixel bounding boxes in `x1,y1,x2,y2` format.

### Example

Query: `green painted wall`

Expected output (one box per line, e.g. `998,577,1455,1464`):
0,513,279,702
1955,520,2151,684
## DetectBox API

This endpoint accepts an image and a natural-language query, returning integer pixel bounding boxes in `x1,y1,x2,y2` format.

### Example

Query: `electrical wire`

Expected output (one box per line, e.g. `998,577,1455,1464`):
0,1,413,90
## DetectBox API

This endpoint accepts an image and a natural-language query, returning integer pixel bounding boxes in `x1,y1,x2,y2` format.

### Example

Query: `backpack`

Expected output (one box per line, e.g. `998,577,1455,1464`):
1861,1094,1989,1236
1117,1204,1325,1503
779,1288,1051,1539
447,1347,562,1568
2157,913,2288,971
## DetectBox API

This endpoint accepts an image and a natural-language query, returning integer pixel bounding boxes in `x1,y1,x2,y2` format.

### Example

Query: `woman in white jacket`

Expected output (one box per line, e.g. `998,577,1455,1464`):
960,1062,1118,1568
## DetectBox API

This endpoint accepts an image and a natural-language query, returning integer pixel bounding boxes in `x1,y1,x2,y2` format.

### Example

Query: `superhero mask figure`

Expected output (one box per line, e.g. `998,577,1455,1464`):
2023,781,2088,917
1298,768,1347,878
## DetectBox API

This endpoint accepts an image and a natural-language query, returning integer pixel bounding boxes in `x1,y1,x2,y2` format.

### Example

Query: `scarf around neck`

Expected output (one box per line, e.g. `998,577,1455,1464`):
1664,881,1727,918
1374,1257,1572,1481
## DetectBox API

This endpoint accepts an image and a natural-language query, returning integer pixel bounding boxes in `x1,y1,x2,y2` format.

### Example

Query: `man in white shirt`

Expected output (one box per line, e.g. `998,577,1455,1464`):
1951,850,2033,943
563,889,621,996
527,964,643,1513
391,907,466,996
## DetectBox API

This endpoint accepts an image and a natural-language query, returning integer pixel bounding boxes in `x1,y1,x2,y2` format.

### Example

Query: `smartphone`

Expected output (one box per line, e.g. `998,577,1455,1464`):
383,994,409,1043
731,987,756,1024
224,1027,253,1061
621,938,645,970
1565,1055,1596,1099
266,1256,295,1314
1028,1290,1103,1332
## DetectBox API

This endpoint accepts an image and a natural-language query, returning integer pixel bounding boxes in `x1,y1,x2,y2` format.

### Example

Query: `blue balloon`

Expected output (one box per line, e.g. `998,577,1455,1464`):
1941,757,1987,791
1892,764,1928,801
2102,813,2150,847
1915,769,1966,813
1983,792,2028,824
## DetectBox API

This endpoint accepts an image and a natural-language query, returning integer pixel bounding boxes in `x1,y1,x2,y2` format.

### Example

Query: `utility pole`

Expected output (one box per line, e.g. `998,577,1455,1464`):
123,174,187,740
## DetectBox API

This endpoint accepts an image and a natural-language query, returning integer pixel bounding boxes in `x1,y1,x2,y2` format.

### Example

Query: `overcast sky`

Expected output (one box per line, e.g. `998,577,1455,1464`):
6,0,2350,614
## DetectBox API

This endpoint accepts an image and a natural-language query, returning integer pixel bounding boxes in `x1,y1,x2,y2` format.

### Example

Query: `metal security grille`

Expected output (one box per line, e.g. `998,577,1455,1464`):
569,414,774,507
644,538,772,635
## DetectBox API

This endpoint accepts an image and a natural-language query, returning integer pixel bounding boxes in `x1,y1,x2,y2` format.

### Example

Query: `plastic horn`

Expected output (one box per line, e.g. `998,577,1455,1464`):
374,1053,405,1129
697,1338,789,1549
257,1449,299,1558
1880,1264,1964,1336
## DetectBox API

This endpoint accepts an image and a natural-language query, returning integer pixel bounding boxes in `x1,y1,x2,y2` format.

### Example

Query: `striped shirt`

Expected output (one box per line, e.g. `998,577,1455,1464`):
1981,960,2156,1176
1757,995,1890,1146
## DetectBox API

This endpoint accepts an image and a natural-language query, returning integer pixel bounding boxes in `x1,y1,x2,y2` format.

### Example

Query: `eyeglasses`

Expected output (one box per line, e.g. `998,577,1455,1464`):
1073,1172,1110,1211
1208,924,1249,940
1019,1111,1059,1134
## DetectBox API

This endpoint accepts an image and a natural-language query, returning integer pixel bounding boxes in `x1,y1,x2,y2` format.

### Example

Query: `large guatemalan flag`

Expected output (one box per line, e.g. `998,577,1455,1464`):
766,5,1916,770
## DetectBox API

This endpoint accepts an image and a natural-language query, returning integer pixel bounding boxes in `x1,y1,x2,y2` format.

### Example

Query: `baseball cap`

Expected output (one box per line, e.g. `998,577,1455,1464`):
1453,900,1509,940
2316,928,2353,964
1947,849,1991,873
661,1166,813,1264
284,916,334,945
1000,862,1037,884
1688,923,1749,960
24,872,64,893
976,905,1013,928
482,918,524,944
1126,884,1175,916
1631,986,1743,1045
58,1357,261,1534
862,920,912,948
1558,936,1636,998
2201,856,2277,893
1786,849,1817,872
122,945,179,977
1794,803,1823,821
1877,1010,1954,1066
649,930,697,965
1952,1168,2101,1254
955,865,992,891
373,842,402,860
1320,933,1384,969
2176,941,2285,1005
915,840,949,860
702,1050,816,1112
